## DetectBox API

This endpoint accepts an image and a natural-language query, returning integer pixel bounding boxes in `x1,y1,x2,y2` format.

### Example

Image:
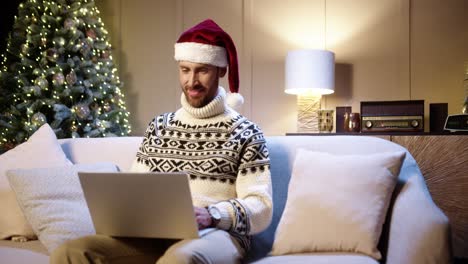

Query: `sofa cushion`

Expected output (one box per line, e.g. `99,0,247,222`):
0,239,48,255
251,253,379,264
271,149,405,259
0,124,72,240
0,246,48,264
6,163,118,253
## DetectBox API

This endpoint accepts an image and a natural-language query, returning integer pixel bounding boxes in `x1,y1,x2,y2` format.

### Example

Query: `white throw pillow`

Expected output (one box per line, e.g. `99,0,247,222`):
7,163,119,253
0,124,72,239
271,149,406,260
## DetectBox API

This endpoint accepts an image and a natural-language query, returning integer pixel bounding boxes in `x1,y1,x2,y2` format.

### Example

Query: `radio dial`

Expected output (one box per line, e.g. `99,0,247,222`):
410,120,419,128
365,120,373,128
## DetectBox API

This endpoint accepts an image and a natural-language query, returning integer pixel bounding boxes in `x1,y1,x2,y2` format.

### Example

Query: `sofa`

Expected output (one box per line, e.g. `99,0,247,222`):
0,133,451,264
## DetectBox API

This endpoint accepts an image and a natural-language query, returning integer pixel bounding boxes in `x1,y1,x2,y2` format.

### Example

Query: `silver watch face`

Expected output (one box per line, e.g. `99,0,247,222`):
209,206,221,220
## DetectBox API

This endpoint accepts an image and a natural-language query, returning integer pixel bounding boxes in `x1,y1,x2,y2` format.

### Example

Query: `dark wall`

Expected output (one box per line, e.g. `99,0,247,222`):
0,0,23,52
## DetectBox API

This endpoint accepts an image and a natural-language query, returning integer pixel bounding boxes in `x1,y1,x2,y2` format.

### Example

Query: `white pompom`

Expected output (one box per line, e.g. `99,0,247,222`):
226,92,244,111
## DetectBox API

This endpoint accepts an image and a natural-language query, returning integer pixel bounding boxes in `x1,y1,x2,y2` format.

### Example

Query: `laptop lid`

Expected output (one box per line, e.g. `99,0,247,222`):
78,172,201,240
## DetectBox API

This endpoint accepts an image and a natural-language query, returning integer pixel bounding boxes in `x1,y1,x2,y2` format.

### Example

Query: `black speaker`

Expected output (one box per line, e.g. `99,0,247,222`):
336,106,352,133
430,103,448,133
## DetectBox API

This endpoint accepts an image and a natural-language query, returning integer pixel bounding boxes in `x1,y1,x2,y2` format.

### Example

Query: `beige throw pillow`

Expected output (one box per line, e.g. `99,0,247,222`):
7,163,119,253
0,124,72,239
271,149,406,259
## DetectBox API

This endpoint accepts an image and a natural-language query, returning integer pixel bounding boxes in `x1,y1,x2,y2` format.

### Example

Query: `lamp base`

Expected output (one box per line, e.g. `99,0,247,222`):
297,94,321,133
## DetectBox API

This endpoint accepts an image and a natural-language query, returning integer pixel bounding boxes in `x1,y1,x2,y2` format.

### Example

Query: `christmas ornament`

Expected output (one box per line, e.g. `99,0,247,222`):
31,16,38,24
53,37,66,47
86,29,96,39
31,112,47,126
103,102,111,112
21,44,28,55
34,76,48,89
46,48,58,62
74,104,91,119
64,18,75,30
66,71,77,85
52,73,65,86
92,56,98,63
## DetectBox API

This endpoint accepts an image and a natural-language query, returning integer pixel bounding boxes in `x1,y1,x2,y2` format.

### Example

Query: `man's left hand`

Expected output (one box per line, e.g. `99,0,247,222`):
194,206,212,230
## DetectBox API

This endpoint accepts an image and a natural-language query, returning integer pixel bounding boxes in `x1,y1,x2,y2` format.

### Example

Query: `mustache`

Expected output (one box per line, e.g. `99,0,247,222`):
184,84,205,90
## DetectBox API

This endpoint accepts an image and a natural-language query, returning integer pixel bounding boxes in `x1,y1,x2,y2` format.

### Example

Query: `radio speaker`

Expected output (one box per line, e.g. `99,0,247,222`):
430,103,448,133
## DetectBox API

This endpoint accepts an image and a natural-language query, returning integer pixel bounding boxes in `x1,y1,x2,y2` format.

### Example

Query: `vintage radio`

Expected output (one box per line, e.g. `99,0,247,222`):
360,100,424,132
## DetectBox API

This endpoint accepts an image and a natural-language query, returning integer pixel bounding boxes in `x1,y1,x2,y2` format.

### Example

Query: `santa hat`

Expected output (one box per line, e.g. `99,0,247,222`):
174,19,244,109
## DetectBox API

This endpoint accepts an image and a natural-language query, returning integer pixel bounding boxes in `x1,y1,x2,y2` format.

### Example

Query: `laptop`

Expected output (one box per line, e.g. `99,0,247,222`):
78,172,215,239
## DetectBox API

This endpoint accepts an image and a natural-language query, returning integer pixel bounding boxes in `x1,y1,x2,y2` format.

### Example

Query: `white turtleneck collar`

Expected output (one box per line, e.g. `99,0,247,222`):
180,86,228,119
175,87,238,125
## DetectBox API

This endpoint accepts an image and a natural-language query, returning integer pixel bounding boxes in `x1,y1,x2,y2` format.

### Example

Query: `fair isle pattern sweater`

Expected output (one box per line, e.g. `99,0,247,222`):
130,88,273,250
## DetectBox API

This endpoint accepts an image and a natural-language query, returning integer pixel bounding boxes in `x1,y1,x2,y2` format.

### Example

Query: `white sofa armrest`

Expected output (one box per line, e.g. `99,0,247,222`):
385,159,451,264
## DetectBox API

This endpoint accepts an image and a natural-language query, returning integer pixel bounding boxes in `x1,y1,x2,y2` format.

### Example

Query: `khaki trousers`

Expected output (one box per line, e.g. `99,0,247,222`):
50,230,245,264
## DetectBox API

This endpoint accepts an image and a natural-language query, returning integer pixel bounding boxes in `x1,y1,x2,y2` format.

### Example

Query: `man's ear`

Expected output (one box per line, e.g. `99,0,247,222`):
218,67,227,78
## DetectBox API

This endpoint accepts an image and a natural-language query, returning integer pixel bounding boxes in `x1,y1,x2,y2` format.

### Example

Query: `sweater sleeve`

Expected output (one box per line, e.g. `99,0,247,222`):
129,116,157,172
212,126,273,235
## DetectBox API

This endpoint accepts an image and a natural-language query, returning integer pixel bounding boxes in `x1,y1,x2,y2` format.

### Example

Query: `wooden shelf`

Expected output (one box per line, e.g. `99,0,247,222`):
286,131,468,136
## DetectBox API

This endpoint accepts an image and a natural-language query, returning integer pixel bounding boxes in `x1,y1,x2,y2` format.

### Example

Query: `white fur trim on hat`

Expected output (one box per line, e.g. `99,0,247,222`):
226,92,244,111
175,42,228,67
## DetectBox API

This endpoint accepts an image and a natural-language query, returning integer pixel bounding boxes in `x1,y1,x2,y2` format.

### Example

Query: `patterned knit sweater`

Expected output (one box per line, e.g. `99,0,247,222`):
130,87,272,249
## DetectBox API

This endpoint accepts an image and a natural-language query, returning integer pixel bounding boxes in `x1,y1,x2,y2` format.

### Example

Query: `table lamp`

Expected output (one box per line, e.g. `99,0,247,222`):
285,49,335,132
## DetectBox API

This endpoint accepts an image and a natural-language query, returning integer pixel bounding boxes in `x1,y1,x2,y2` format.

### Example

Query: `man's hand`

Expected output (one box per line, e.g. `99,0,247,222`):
194,206,212,230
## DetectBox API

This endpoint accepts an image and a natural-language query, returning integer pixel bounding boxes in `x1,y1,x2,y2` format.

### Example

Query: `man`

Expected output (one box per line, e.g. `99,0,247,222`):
51,19,272,263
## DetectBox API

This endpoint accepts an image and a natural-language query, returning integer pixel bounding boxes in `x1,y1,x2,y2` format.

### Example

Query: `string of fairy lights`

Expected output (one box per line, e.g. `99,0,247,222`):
0,0,131,150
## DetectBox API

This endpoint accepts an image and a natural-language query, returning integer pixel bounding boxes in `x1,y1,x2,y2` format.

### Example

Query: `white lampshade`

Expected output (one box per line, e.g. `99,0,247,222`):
285,49,335,95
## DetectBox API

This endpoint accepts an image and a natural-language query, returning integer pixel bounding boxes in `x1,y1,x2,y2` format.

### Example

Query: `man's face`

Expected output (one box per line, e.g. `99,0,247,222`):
179,61,226,108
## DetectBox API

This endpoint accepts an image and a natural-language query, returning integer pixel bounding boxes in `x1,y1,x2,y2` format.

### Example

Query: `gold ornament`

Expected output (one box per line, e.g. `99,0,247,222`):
74,104,91,119
53,37,66,47
31,112,47,126
66,71,77,85
21,44,28,55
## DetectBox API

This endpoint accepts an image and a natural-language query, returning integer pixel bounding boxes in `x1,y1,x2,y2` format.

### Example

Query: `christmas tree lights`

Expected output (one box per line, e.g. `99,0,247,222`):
0,0,131,153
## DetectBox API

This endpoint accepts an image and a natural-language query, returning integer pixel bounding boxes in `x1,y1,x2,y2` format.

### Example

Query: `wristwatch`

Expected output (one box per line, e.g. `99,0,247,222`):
207,205,221,228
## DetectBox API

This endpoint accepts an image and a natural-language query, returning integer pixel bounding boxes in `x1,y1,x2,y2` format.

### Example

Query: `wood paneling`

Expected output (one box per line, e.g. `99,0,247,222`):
392,135,468,258
411,0,468,132
97,0,468,136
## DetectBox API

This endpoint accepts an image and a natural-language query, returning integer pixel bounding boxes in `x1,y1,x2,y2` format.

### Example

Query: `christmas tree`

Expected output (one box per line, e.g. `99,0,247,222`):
0,0,131,153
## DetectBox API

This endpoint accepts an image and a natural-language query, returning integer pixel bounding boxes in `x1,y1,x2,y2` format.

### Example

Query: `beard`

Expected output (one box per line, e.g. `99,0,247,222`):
182,84,218,108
